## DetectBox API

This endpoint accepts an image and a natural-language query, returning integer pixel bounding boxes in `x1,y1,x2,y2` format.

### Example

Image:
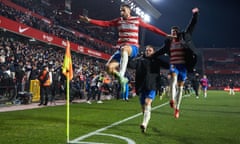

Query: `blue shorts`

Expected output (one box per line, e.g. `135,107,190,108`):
139,90,156,105
202,86,208,91
170,64,187,81
110,45,139,62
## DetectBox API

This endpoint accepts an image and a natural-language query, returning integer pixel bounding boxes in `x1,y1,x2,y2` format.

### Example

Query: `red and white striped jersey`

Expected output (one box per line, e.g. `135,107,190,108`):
117,17,140,47
89,16,167,47
170,41,186,64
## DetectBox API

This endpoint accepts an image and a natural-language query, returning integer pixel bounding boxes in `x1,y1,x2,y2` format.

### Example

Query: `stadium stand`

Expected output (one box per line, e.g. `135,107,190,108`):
202,48,240,89
1,0,240,106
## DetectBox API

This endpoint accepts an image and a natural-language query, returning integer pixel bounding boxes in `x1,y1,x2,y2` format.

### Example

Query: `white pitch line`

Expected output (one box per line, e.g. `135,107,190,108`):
69,101,170,143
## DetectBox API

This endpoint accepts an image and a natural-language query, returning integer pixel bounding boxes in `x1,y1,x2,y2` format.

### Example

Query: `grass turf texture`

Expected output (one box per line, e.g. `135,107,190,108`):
0,90,240,144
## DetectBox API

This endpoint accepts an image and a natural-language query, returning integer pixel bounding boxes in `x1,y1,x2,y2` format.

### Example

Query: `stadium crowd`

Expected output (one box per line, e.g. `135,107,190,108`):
1,0,239,106
0,32,136,105
0,0,117,55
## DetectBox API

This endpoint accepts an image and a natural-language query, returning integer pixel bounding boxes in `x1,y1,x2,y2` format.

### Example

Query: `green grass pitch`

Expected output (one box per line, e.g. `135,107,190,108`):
0,90,239,144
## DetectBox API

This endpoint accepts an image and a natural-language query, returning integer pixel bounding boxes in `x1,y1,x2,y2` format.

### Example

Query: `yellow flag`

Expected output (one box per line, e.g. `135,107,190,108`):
62,41,73,80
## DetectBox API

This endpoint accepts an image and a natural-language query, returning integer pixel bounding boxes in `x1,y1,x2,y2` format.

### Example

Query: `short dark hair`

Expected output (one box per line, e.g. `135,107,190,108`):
120,3,131,9
145,45,156,51
171,26,180,31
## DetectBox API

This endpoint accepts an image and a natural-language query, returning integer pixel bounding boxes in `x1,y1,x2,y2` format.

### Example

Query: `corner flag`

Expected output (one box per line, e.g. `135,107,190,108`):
62,40,73,80
62,40,73,143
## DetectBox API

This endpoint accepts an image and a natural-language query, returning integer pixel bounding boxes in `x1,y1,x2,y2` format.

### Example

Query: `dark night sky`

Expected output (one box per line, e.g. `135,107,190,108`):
145,0,240,48
67,0,240,48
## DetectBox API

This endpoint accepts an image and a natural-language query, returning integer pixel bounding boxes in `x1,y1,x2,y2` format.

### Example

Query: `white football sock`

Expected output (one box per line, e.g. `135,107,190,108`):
119,51,128,77
170,75,177,101
204,92,207,97
142,105,151,127
176,86,183,110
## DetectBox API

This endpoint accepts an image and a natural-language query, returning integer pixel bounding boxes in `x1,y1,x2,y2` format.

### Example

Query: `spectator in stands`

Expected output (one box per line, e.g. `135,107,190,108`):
86,72,103,104
79,3,171,94
101,72,113,95
153,8,199,119
78,71,85,90
0,64,11,96
28,64,39,91
0,33,114,104
15,61,25,93
38,65,51,106
70,76,83,103
0,1,115,55
112,77,121,99
59,66,66,98
50,67,59,105
29,64,39,81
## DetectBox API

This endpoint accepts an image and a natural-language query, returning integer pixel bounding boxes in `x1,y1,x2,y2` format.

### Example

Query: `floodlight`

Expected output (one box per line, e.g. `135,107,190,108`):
143,14,150,22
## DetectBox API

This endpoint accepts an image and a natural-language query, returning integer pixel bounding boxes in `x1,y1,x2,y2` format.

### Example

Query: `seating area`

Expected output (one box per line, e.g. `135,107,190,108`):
1,0,118,55
203,48,240,72
1,0,240,102
202,48,240,88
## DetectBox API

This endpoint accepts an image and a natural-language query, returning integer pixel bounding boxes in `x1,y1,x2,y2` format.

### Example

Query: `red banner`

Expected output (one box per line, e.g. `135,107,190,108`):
0,16,111,60
2,0,115,49
224,87,240,92
205,70,240,74
2,0,52,24
72,30,114,48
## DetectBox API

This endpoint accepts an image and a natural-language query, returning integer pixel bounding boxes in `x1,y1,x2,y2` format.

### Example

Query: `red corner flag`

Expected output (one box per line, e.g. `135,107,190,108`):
62,41,73,80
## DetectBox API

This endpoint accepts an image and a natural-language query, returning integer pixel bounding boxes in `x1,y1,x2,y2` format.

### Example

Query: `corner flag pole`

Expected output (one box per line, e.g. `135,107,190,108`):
66,73,70,143
62,40,73,143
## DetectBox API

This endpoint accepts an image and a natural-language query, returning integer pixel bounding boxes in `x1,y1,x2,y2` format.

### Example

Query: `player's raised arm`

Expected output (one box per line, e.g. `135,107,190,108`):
79,15,90,23
139,19,175,38
79,15,117,27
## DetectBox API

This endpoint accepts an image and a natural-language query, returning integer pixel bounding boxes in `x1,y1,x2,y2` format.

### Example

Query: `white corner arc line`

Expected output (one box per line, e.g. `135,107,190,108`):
70,101,170,143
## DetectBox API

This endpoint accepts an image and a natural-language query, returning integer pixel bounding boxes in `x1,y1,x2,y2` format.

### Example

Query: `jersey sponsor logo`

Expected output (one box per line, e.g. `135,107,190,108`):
120,23,138,30
18,26,29,33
